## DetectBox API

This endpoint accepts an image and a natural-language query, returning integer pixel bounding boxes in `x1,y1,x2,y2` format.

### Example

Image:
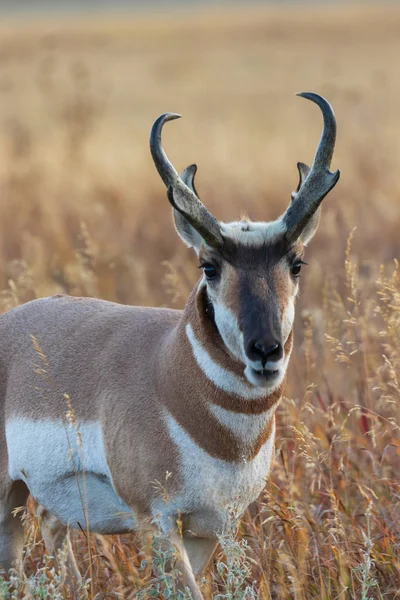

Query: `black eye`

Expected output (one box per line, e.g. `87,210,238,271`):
202,264,218,280
291,260,306,277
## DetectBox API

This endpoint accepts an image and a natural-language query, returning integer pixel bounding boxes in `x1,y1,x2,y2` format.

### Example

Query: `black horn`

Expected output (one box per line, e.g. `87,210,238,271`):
283,93,340,243
150,113,223,248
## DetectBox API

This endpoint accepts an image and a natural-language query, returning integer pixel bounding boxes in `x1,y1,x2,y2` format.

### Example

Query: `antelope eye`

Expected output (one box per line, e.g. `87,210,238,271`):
291,262,303,277
202,264,218,280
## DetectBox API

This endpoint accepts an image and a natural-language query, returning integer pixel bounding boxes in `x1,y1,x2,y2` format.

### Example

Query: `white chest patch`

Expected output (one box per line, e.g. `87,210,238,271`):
153,411,275,536
209,404,275,447
6,418,134,534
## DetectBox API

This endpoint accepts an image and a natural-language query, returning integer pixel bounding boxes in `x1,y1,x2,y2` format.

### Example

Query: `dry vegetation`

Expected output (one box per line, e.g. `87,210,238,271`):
1,3,400,599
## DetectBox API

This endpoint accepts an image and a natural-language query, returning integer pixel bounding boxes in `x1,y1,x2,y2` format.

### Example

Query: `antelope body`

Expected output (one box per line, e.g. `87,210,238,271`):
0,93,339,599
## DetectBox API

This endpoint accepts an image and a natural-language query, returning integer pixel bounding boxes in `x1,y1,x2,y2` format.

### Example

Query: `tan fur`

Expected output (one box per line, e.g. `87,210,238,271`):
0,95,340,598
0,284,287,598
0,232,299,600
159,287,287,461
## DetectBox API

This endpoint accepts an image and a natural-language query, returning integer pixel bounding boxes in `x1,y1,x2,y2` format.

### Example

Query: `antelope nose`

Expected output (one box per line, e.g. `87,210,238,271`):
247,340,283,365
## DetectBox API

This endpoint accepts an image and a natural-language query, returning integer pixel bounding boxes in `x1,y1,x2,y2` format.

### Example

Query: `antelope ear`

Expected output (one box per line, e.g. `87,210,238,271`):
173,210,203,251
172,164,202,252
299,207,321,245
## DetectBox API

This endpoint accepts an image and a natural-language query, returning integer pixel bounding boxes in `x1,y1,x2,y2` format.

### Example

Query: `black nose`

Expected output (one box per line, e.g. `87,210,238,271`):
247,340,283,365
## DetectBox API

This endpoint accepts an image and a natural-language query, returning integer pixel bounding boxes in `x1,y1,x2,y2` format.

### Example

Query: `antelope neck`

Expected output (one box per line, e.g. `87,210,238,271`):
157,284,292,463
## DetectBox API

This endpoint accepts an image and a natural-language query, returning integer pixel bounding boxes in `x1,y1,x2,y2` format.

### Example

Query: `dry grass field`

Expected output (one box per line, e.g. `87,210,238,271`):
1,3,400,599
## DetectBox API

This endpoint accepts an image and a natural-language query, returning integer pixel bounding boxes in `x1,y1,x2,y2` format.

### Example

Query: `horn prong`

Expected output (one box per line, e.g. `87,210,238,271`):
180,164,199,197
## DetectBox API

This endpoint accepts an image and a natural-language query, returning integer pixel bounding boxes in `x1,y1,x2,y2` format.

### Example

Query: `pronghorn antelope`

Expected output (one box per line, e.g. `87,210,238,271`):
0,92,339,599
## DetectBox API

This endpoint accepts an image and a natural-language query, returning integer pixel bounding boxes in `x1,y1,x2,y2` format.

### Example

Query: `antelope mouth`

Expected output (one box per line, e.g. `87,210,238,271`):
244,365,281,388
253,368,279,378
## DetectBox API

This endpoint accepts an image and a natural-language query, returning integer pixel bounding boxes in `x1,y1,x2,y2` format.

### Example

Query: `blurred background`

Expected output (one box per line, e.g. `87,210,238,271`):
0,0,397,308
0,0,398,305
1,2,400,598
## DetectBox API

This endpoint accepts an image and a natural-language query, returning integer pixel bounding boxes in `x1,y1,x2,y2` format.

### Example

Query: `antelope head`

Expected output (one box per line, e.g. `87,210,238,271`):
150,93,339,389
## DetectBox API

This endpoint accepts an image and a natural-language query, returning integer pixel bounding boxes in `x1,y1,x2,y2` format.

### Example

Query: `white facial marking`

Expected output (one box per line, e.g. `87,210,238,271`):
220,219,286,247
185,323,266,399
197,287,294,391
153,411,276,535
212,301,246,363
6,419,135,534
282,298,295,343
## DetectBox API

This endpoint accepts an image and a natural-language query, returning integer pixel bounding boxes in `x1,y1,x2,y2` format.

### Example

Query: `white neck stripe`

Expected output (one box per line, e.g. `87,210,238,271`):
209,403,275,445
185,323,267,400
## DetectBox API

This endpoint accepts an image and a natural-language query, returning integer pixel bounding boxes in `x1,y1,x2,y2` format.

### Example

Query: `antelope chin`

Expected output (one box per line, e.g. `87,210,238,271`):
244,365,281,389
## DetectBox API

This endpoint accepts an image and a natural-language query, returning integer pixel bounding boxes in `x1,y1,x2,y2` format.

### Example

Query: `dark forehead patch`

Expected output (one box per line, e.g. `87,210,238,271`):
204,234,303,270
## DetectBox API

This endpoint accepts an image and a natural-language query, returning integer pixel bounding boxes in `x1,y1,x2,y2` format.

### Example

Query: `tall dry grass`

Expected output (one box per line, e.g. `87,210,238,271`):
1,3,400,598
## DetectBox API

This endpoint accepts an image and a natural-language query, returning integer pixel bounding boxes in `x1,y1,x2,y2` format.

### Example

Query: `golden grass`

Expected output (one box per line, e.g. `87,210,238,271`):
1,3,400,598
